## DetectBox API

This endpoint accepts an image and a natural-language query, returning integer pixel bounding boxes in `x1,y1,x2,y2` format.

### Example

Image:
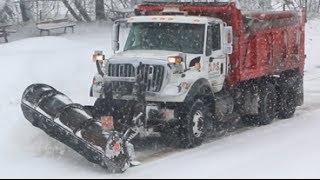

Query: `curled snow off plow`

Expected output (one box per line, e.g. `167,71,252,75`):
20,84,139,173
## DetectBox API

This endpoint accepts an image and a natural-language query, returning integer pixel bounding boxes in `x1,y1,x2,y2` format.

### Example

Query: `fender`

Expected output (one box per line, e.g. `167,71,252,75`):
184,78,215,104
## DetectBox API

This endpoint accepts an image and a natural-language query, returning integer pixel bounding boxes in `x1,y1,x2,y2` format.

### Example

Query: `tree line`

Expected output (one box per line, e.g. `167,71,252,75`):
0,0,141,23
0,0,319,24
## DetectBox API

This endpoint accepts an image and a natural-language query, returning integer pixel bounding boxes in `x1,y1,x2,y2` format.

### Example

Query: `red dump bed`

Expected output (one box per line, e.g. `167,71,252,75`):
135,2,306,87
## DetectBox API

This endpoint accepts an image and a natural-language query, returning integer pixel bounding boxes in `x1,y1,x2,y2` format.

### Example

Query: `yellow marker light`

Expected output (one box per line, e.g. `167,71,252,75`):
93,54,105,61
168,56,183,64
92,50,105,61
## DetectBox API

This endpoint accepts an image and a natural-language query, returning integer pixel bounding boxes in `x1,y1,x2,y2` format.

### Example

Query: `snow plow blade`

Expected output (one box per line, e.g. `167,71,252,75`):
21,84,137,173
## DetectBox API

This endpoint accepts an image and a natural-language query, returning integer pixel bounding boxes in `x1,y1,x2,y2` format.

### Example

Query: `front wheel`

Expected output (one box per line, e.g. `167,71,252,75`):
179,99,209,148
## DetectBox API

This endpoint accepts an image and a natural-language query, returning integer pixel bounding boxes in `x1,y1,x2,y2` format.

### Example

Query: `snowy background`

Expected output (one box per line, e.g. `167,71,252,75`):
0,15,320,178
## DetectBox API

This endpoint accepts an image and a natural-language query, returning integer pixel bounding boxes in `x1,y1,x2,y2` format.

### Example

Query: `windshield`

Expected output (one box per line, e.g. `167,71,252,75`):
124,23,205,54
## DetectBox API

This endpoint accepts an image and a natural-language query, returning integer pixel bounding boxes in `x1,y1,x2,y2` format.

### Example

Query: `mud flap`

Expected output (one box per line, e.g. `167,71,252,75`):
21,84,136,173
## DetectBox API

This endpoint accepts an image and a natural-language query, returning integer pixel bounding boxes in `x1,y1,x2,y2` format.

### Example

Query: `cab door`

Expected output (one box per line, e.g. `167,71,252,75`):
206,23,227,92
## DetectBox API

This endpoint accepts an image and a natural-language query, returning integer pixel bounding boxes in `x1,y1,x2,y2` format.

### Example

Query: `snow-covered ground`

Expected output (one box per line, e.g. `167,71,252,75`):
0,18,320,178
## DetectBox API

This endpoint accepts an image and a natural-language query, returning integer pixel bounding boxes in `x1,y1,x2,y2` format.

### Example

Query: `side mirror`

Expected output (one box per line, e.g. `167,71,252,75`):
112,22,120,52
223,26,233,55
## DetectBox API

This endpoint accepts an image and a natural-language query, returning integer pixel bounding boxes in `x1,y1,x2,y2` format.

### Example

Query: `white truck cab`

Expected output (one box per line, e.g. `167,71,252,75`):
91,14,233,103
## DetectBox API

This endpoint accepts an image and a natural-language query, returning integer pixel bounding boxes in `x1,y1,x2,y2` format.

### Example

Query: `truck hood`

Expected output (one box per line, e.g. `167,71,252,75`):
112,50,179,60
109,50,202,65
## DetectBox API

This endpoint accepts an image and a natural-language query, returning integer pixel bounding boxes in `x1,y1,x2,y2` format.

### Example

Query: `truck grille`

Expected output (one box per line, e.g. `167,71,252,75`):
108,64,165,92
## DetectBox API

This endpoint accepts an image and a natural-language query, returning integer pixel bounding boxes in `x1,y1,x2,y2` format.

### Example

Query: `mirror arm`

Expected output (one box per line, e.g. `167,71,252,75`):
112,19,128,53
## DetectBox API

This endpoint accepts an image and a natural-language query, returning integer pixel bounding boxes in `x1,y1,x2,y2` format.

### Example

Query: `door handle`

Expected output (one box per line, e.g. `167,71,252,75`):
210,56,226,62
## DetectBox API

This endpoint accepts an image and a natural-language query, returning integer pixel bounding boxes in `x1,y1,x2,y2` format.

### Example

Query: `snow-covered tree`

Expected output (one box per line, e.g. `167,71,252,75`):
0,0,319,24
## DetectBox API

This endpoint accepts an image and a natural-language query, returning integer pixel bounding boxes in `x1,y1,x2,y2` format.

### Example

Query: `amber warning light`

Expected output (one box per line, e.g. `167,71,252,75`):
93,50,105,61
168,56,183,64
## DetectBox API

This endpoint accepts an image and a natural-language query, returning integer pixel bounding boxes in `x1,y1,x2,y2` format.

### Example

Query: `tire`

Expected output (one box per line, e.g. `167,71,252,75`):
277,72,300,119
257,83,277,125
244,83,277,126
277,88,296,119
179,99,209,148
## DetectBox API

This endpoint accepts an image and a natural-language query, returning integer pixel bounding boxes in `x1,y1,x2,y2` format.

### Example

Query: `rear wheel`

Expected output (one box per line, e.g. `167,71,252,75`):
278,88,296,119
243,83,277,126
258,83,277,125
277,72,301,119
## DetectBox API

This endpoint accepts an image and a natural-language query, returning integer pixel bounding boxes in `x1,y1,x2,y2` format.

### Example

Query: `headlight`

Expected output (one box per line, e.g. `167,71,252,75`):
168,56,184,74
167,56,183,64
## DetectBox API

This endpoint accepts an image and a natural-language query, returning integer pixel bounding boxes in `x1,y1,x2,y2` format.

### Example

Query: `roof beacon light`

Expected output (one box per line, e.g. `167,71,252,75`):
161,6,188,15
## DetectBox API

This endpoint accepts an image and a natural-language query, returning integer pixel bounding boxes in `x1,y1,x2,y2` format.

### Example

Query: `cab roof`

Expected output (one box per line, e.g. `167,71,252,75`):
127,15,222,24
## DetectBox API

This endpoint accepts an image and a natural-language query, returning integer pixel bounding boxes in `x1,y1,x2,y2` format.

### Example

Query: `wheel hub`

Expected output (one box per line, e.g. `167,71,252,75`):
192,110,204,138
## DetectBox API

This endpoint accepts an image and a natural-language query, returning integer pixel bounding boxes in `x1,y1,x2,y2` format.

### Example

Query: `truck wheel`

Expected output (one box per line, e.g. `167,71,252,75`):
243,83,277,126
256,83,277,125
278,88,296,119
277,72,301,119
179,99,209,148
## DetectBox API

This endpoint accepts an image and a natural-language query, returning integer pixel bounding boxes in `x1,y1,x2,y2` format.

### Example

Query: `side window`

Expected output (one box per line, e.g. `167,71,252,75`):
212,24,221,51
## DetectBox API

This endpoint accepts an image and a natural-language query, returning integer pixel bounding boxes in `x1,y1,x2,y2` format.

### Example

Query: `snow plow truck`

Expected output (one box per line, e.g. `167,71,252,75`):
21,1,306,173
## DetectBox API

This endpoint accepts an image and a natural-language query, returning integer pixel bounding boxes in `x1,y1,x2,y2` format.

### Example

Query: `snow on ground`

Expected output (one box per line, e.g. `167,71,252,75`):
0,18,320,178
